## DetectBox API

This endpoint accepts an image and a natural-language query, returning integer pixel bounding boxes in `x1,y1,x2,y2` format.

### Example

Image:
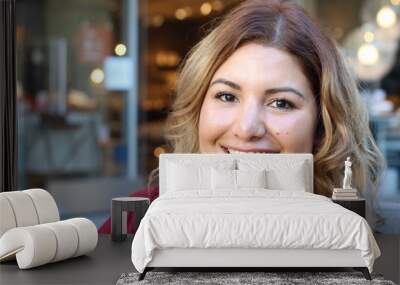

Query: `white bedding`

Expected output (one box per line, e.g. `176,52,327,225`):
131,190,380,273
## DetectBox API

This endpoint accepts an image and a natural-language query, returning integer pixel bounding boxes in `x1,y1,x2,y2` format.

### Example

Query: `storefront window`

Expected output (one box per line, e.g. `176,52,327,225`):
16,0,141,226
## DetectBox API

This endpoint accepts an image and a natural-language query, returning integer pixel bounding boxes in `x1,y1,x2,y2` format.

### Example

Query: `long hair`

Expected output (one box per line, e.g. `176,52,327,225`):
152,0,385,203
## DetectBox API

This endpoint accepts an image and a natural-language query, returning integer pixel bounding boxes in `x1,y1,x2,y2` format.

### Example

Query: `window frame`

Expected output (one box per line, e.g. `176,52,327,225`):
0,0,17,192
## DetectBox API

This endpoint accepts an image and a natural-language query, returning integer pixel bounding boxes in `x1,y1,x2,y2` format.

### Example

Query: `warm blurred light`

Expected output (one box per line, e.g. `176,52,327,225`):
153,146,166,157
175,8,187,20
141,99,167,111
90,68,104,84
212,0,224,11
151,15,164,27
363,31,375,43
376,6,397,28
391,0,400,5
184,6,193,17
357,44,379,65
200,2,213,16
155,51,180,67
114,43,127,56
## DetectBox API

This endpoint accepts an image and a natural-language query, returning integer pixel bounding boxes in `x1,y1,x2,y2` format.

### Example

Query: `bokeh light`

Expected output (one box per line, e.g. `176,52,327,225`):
114,44,127,56
200,2,212,16
90,68,105,84
363,31,375,43
357,44,379,65
376,6,397,28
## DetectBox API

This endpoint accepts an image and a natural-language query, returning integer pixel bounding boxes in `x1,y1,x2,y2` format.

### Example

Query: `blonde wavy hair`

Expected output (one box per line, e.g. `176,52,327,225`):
151,0,385,202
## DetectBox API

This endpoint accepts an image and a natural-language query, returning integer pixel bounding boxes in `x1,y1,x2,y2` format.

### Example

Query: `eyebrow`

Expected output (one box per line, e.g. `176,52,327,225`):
210,78,306,100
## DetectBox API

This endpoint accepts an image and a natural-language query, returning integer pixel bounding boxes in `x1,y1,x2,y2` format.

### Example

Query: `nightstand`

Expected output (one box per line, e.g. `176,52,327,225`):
332,198,366,218
111,197,150,242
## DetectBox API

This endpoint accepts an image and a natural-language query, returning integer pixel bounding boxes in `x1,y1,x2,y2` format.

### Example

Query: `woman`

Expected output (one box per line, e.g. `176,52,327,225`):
99,0,385,233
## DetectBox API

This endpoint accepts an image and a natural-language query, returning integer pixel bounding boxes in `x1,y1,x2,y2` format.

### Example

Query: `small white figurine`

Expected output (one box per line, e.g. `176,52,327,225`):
342,157,352,189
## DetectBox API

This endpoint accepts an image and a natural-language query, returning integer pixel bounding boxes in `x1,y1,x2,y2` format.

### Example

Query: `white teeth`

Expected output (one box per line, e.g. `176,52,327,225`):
228,149,265,154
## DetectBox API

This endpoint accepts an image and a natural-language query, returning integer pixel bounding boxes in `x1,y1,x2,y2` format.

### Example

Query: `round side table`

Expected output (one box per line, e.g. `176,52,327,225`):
111,197,150,242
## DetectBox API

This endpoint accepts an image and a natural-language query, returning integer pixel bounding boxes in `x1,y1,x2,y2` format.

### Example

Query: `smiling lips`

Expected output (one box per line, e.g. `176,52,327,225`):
221,145,280,154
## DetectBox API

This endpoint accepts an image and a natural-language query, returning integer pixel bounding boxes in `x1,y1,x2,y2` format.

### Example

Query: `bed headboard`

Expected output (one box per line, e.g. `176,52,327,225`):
159,153,313,195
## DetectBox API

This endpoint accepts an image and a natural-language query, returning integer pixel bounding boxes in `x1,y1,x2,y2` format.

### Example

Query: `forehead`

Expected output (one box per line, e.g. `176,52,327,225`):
211,43,311,91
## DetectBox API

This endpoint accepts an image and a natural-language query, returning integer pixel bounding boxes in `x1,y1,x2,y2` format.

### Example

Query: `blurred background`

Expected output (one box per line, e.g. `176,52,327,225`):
15,0,400,232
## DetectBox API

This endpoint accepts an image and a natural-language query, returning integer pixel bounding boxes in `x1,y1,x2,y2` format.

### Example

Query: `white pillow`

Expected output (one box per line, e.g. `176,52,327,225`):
236,169,267,189
211,168,236,190
238,159,307,191
167,162,210,191
167,160,236,192
211,168,268,190
266,161,307,191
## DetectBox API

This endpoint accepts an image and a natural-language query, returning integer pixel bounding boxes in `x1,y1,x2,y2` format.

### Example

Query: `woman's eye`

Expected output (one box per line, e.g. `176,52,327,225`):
269,99,294,109
215,92,238,103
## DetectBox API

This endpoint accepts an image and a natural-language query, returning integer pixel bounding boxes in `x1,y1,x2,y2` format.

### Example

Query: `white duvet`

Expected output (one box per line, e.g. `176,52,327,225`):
131,190,380,273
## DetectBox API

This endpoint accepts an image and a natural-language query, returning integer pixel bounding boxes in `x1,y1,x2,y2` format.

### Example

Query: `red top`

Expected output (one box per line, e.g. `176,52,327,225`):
98,186,159,234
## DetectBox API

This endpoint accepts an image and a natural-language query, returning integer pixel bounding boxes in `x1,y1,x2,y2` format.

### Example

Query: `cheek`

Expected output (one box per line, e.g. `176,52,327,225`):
198,100,234,149
267,111,317,153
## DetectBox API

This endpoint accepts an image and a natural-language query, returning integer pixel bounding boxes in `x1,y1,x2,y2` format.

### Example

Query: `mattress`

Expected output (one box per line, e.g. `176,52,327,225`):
131,190,380,273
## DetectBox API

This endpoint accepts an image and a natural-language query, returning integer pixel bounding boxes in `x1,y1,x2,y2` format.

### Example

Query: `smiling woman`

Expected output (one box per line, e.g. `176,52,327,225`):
98,0,386,235
158,0,385,226
199,44,318,155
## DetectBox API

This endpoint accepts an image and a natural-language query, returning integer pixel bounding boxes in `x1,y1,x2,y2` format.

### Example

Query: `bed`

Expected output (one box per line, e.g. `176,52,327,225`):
131,153,380,281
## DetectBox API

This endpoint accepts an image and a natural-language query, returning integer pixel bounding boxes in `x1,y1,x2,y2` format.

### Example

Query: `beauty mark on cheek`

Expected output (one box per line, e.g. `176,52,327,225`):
276,132,280,135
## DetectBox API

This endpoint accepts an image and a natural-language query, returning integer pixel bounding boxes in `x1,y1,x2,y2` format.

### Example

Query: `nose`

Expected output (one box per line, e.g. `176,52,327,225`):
231,100,266,141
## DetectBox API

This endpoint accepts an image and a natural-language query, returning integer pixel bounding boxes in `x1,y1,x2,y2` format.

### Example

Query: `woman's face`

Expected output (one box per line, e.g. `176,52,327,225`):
198,43,318,154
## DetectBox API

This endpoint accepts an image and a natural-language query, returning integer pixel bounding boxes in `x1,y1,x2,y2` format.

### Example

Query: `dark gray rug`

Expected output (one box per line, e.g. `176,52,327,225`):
116,271,396,285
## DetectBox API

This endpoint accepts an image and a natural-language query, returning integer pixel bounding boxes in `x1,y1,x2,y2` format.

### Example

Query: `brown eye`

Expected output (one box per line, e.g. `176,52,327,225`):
215,92,238,102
